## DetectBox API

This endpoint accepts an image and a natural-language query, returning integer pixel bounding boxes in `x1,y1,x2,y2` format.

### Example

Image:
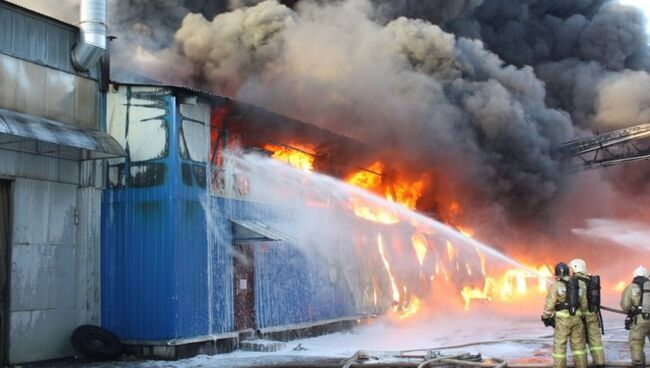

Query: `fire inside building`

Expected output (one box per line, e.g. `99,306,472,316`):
101,83,392,358
0,0,398,363
4,0,650,366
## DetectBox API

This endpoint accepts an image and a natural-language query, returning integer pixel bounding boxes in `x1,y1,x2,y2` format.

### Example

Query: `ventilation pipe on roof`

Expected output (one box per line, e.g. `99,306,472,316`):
71,0,106,72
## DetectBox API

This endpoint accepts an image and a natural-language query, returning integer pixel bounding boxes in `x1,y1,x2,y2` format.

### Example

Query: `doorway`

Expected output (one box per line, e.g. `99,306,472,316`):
233,243,255,331
0,180,10,364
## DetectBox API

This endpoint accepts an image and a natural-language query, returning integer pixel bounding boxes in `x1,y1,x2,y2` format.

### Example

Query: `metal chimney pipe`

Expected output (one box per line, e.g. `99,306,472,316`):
71,0,106,72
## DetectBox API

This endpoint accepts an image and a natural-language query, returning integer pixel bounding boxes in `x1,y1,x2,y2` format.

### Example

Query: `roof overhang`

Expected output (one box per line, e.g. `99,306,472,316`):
230,219,290,243
0,108,125,160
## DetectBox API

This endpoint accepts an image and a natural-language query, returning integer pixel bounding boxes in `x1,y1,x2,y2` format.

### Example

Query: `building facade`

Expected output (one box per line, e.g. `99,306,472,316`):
0,2,122,364
101,83,383,358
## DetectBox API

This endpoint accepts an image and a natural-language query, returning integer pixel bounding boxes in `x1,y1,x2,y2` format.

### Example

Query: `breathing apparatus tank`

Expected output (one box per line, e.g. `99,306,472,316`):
633,276,650,319
587,275,601,312
567,276,580,316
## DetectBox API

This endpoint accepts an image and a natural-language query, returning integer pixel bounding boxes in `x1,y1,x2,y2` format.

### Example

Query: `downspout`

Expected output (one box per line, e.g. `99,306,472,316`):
71,0,106,72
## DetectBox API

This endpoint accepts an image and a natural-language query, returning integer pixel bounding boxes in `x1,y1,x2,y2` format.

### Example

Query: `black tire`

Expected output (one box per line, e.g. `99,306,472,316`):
71,325,123,361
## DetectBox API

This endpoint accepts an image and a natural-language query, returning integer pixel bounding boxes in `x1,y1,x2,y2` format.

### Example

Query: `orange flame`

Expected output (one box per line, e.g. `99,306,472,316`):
345,162,425,224
461,264,552,310
264,143,315,172
377,234,400,308
398,296,421,319
411,233,428,266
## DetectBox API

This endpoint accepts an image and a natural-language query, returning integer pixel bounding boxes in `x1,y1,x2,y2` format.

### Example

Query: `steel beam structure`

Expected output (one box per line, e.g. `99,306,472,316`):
556,123,650,171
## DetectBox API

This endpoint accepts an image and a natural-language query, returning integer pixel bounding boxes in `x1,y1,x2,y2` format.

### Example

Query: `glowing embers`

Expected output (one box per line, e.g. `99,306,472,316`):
263,143,316,172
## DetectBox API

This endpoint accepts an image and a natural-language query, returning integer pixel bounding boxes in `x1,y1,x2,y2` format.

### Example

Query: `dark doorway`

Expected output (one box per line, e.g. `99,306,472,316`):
233,243,255,331
0,180,10,364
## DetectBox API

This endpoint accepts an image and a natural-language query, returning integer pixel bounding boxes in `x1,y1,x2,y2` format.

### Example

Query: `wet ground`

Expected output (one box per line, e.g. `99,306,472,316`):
20,314,637,368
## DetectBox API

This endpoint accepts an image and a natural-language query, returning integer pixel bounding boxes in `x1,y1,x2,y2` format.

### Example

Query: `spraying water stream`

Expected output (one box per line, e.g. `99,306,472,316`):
220,151,554,316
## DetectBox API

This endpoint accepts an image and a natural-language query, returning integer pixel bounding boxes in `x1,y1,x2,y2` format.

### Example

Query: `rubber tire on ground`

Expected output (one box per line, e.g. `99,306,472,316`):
71,325,123,361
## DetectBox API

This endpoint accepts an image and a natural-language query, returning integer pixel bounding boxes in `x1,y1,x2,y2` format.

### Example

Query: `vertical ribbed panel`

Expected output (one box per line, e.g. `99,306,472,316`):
0,2,100,79
101,88,361,342
101,92,177,341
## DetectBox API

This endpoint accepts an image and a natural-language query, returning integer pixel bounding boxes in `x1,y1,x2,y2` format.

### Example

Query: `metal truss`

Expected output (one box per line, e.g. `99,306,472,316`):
556,123,650,171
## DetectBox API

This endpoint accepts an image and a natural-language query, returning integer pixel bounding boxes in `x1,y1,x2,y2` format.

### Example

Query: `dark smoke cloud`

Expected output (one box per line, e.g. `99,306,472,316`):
160,0,574,221
11,0,650,234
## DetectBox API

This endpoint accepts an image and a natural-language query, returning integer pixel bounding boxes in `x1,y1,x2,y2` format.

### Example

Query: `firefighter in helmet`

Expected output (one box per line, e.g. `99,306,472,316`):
568,258,605,368
542,262,588,368
620,265,650,368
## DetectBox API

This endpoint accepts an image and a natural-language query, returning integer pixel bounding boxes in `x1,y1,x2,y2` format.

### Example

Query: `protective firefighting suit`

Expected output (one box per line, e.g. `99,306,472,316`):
543,278,589,368
575,272,605,366
620,275,650,368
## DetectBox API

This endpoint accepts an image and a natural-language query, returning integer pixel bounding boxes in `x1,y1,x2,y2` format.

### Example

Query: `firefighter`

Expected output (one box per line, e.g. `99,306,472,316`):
542,262,588,368
620,265,650,368
568,258,605,368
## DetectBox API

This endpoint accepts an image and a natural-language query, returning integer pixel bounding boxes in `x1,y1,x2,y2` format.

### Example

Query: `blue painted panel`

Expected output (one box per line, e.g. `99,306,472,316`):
101,91,178,341
102,89,362,342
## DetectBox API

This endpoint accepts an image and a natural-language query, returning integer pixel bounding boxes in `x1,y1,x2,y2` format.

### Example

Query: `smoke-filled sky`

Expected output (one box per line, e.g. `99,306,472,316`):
9,0,650,252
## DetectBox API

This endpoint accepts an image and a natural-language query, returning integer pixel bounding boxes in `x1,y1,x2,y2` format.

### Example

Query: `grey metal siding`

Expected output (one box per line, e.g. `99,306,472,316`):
0,3,99,80
9,179,78,364
75,187,101,327
0,150,80,185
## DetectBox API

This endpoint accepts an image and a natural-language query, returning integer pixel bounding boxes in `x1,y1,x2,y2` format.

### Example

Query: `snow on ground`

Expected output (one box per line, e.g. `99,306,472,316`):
76,310,637,368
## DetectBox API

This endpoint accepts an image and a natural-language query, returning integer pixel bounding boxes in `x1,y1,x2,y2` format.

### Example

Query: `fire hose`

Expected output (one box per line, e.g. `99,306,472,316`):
255,307,633,368
601,305,627,315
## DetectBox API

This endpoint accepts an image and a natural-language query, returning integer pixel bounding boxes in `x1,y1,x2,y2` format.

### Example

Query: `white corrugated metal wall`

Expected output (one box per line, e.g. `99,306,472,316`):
0,153,102,364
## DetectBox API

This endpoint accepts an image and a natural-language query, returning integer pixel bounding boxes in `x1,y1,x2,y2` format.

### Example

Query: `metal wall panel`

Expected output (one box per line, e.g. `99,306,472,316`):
75,187,101,327
102,89,178,341
101,87,364,343
0,3,99,79
0,53,99,129
9,179,78,364
213,198,356,330
0,150,80,185
9,308,75,362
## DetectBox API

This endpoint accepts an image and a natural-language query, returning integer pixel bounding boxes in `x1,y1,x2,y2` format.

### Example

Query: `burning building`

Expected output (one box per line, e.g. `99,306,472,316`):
101,82,397,358
4,0,650,364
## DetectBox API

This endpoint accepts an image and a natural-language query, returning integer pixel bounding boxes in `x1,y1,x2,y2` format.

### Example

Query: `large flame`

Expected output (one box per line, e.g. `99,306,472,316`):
264,143,316,172
263,148,554,317
345,162,424,224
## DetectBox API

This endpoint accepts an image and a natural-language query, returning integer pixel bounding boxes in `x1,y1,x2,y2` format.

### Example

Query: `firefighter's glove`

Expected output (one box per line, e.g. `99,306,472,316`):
541,316,555,328
625,315,633,331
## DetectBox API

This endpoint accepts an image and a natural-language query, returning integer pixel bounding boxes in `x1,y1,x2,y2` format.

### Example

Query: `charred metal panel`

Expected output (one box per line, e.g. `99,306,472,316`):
0,54,100,129
0,2,100,79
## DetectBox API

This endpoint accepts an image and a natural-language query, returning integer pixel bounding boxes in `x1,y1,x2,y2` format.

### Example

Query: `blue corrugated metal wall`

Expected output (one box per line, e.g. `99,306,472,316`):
101,91,178,340
102,88,360,342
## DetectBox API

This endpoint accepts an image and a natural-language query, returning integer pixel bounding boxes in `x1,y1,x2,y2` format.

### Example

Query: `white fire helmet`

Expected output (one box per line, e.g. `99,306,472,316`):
634,265,650,278
569,259,587,275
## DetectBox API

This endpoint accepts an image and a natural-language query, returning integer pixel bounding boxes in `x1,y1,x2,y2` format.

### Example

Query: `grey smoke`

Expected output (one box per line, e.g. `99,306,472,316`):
10,0,650,229
167,0,574,220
